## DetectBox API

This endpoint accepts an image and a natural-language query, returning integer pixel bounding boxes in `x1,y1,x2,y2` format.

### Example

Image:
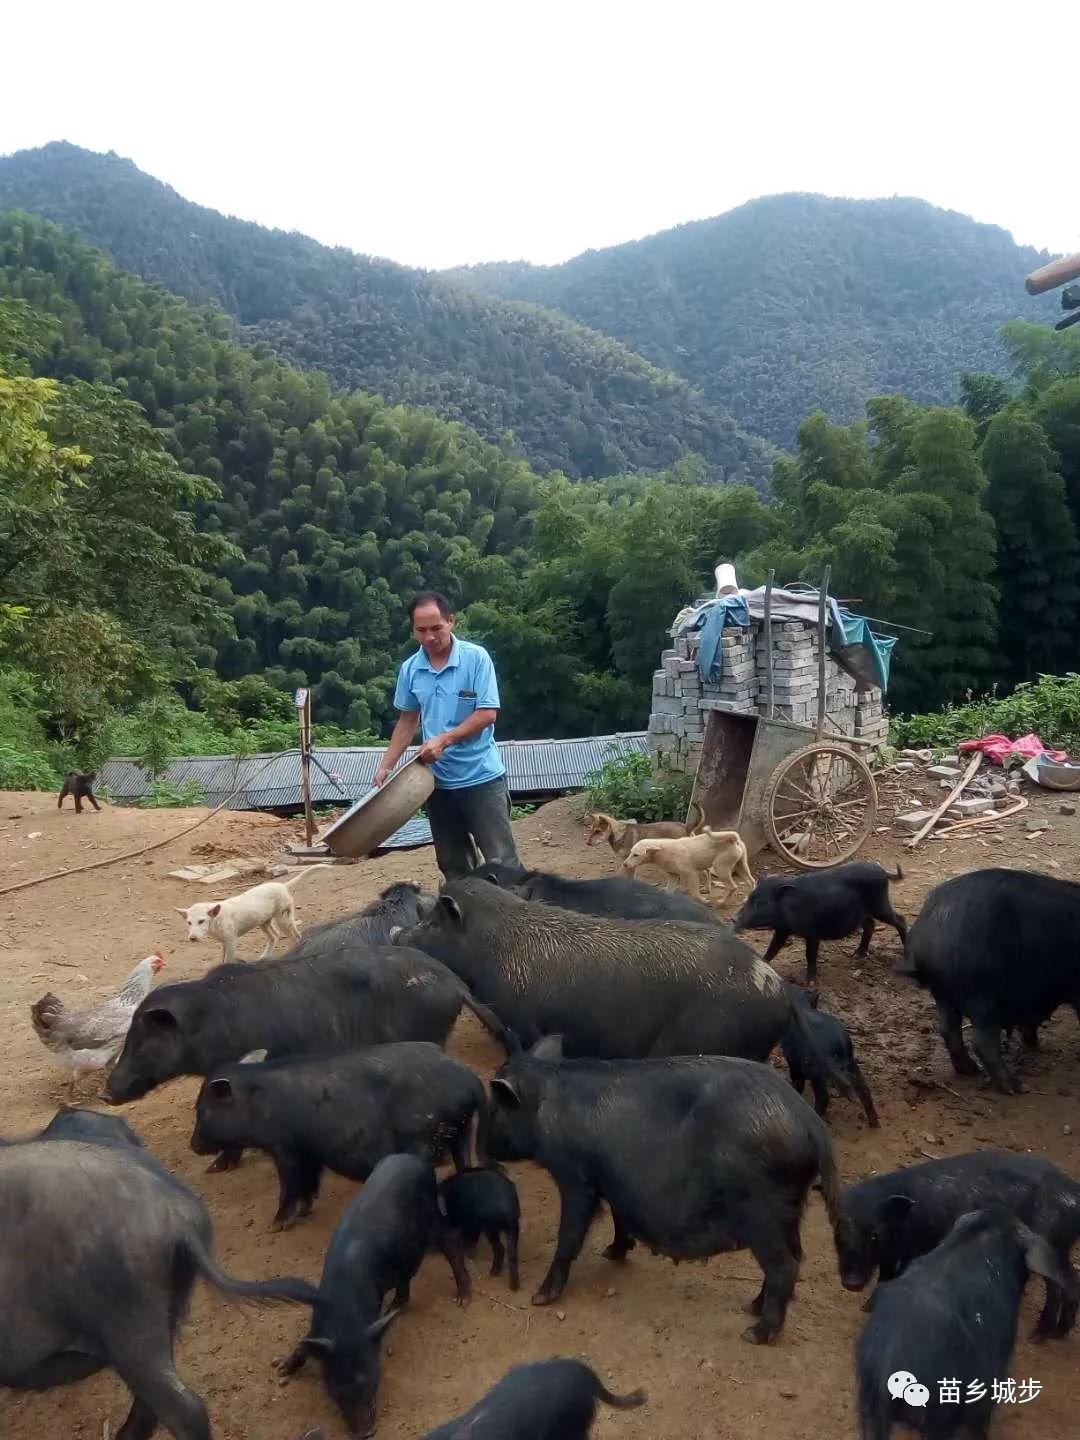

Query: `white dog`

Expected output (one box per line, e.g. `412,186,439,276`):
623,829,754,903
177,866,330,963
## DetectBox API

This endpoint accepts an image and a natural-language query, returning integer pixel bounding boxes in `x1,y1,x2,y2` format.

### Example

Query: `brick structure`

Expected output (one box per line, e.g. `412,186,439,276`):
648,614,889,776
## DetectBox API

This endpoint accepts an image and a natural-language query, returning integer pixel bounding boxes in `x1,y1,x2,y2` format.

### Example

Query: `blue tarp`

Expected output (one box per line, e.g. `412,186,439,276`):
682,591,896,693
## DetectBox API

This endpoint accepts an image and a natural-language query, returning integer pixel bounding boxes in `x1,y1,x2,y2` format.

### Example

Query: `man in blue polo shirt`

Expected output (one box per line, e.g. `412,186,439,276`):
373,591,520,879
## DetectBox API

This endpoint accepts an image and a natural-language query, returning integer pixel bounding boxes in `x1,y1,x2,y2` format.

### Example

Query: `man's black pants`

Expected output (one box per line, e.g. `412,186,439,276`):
425,776,520,880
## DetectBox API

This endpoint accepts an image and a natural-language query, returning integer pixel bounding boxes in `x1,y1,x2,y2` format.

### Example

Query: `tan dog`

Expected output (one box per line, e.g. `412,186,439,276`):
585,800,703,861
623,828,754,903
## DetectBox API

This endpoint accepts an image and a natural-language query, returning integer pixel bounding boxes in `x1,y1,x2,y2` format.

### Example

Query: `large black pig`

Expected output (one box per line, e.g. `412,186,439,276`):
733,862,907,984
106,943,505,1106
422,1358,645,1439
0,1139,314,1439
482,1036,840,1343
856,1206,1078,1439
472,860,721,922
191,1042,485,1228
835,1149,1080,1336
392,875,791,1063
900,867,1080,1092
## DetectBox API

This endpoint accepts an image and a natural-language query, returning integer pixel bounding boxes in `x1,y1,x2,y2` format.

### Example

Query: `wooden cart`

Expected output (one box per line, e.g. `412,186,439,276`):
688,568,880,870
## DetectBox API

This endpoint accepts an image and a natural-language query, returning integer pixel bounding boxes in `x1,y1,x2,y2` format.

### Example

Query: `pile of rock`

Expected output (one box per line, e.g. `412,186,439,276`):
648,615,889,776
892,751,1020,834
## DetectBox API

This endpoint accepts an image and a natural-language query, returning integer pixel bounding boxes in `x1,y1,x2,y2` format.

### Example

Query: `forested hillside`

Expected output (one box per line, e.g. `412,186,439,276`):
448,194,1053,446
0,143,770,485
3,208,1080,783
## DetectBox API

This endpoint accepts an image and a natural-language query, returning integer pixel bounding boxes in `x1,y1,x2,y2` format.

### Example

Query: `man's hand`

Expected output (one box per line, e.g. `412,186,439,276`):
417,733,451,765
373,761,392,788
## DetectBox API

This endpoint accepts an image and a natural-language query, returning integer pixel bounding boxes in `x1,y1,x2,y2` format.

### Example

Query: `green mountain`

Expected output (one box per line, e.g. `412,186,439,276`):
0,142,771,485
446,194,1053,446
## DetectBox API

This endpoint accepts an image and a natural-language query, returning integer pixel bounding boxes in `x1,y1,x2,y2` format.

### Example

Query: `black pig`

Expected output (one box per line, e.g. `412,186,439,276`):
835,1149,1080,1336
439,1165,521,1290
473,860,721,923
856,1206,1078,1439
278,1153,470,1438
483,1036,840,1343
733,862,907,984
0,1139,314,1438
287,882,435,955
900,866,1080,1093
37,1106,144,1148
191,1042,485,1228
107,944,504,1106
422,1358,645,1438
781,983,878,1127
392,876,791,1063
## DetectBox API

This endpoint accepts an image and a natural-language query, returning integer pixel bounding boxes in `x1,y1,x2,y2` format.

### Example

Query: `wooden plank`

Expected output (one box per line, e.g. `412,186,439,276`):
905,753,983,850
763,568,775,720
816,564,831,739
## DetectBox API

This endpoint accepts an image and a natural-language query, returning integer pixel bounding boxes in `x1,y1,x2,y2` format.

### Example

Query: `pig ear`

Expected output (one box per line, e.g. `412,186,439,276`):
304,1336,335,1355
1016,1223,1080,1294
878,1194,914,1226
208,903,222,918
143,1007,178,1031
209,1078,233,1101
437,895,464,927
175,908,190,917
490,1076,520,1108
239,1049,267,1065
529,1034,564,1062
365,1308,400,1342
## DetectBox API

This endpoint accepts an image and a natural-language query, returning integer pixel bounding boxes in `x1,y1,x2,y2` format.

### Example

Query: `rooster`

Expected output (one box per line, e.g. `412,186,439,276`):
31,952,166,1097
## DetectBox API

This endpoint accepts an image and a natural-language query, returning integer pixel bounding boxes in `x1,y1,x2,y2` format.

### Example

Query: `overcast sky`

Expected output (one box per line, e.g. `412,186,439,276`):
2,0,1071,271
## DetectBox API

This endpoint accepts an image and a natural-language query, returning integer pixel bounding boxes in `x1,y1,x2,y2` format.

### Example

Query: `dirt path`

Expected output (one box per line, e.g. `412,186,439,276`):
0,785,1077,1439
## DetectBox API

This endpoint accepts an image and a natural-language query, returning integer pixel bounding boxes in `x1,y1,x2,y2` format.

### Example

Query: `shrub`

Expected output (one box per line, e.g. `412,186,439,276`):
583,750,694,822
890,673,1080,754
0,743,62,791
138,779,206,808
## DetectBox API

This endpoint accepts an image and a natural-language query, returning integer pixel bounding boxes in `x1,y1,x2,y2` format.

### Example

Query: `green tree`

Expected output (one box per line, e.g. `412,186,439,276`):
981,407,1080,683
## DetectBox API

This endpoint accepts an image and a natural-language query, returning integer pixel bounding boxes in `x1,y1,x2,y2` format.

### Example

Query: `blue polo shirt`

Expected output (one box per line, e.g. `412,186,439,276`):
393,636,505,790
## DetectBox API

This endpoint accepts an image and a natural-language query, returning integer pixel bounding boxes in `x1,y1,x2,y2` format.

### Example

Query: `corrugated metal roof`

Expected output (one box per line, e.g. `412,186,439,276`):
99,733,648,836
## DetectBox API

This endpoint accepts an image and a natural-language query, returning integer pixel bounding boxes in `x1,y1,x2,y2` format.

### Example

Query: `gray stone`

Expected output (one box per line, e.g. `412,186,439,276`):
938,754,961,767
663,656,682,678
947,797,995,819
653,695,683,716
927,764,963,780
896,809,937,832
893,761,917,772
1025,818,1050,833
1060,803,1076,817
648,713,674,734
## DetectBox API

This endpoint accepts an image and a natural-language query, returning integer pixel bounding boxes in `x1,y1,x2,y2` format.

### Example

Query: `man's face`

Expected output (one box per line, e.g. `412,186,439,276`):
412,602,454,658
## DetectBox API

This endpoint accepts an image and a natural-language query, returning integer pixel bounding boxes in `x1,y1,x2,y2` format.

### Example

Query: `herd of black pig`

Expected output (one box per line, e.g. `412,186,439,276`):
2,855,1079,1440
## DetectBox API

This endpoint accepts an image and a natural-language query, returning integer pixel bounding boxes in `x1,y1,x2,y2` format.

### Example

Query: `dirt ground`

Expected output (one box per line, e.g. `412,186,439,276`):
0,778,1077,1440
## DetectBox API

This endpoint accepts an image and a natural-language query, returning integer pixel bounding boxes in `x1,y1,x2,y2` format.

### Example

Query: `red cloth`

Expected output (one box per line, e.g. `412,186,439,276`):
957,732,1068,765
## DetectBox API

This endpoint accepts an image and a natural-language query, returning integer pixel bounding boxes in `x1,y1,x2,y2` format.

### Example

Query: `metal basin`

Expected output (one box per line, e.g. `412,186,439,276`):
321,758,435,857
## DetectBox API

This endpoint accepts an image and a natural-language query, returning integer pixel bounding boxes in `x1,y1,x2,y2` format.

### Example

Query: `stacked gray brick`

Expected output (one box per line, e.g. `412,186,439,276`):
648,616,888,775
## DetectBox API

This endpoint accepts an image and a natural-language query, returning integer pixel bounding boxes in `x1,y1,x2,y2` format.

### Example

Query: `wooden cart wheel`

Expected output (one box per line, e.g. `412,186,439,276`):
766,743,878,869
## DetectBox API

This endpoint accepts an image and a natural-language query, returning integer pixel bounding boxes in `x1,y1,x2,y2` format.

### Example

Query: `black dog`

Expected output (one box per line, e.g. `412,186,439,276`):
57,772,101,814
